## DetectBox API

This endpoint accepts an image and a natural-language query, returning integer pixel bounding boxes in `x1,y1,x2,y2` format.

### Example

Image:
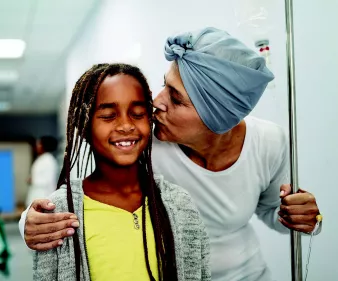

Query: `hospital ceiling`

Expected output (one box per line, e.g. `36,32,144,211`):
0,0,99,115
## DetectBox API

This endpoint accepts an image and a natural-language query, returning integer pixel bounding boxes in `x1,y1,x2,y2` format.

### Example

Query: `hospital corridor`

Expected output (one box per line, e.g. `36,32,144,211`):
1,0,337,281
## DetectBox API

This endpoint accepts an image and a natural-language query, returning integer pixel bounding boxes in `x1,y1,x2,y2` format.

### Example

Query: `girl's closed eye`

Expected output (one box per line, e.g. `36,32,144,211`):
132,113,146,119
99,112,117,120
131,110,147,119
130,105,147,119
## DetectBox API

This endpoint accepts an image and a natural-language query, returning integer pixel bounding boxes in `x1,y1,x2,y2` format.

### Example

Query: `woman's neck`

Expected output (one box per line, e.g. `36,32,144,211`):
182,120,246,172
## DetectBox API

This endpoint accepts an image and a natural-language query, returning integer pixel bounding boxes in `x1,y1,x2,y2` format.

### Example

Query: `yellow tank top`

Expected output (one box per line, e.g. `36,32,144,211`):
83,195,159,281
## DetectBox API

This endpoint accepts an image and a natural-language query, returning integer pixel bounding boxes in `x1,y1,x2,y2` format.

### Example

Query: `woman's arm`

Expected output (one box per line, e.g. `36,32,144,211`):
18,199,78,250
255,128,321,234
255,153,290,234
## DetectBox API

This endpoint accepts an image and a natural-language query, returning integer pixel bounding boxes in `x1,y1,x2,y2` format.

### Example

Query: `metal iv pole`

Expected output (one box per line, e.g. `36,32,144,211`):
284,0,303,280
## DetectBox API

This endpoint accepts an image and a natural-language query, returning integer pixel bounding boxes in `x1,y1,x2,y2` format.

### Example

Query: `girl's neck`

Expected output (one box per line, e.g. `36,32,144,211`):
84,159,141,195
83,159,144,213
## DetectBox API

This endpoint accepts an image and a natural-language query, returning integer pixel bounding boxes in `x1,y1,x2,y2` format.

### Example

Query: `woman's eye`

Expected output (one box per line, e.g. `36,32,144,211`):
168,88,182,106
170,95,182,105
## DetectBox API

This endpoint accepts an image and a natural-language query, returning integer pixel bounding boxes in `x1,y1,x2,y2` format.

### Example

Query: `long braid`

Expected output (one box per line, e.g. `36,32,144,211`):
133,66,178,281
147,141,178,281
141,185,156,281
143,135,178,281
67,68,103,281
70,65,106,170
58,63,178,281
84,147,92,178
58,70,92,187
58,64,110,281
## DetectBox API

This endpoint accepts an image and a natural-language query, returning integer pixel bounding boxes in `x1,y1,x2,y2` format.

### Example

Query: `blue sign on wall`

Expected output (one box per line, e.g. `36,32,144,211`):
0,151,14,213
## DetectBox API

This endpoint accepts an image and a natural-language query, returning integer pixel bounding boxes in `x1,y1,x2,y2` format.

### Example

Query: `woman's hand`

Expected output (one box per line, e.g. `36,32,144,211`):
278,184,320,233
24,199,79,251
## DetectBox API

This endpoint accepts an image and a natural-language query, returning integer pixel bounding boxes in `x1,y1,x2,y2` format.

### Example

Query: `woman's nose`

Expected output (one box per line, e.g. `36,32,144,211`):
153,91,168,112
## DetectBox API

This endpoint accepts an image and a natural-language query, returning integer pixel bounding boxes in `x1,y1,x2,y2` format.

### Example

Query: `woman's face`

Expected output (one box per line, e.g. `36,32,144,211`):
153,62,210,146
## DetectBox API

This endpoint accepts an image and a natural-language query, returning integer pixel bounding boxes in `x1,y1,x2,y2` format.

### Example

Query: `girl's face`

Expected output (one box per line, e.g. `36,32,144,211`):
90,74,150,167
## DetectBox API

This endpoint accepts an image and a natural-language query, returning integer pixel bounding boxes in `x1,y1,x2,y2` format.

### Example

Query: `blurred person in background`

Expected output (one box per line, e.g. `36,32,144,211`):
25,136,59,207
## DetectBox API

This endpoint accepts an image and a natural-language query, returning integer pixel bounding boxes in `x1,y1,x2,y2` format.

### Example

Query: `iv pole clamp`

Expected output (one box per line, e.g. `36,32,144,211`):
284,0,303,280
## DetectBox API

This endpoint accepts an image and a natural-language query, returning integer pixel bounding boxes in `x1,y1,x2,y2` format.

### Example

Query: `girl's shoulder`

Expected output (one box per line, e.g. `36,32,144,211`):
155,174,191,198
47,179,83,213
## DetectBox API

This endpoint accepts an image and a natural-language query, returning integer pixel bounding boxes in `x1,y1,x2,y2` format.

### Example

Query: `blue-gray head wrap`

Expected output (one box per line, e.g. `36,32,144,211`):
164,27,274,134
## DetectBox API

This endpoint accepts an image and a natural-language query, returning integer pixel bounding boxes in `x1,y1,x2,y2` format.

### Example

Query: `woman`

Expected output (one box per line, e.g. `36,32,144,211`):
20,27,320,281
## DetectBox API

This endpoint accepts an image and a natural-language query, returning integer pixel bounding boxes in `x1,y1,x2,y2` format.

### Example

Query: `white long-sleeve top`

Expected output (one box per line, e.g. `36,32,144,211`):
151,117,290,281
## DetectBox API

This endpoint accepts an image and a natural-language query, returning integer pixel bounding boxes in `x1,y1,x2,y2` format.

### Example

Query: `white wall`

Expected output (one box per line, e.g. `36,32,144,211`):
293,0,338,279
62,0,338,280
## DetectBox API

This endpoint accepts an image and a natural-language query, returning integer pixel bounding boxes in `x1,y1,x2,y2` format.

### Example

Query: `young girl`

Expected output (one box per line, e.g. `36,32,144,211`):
33,63,210,281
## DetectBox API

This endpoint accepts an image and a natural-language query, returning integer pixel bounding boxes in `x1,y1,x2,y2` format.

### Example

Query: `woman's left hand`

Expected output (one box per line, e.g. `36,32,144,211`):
278,184,320,233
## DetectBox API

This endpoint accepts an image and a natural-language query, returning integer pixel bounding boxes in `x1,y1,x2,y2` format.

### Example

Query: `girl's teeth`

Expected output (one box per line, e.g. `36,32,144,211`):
115,141,136,147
